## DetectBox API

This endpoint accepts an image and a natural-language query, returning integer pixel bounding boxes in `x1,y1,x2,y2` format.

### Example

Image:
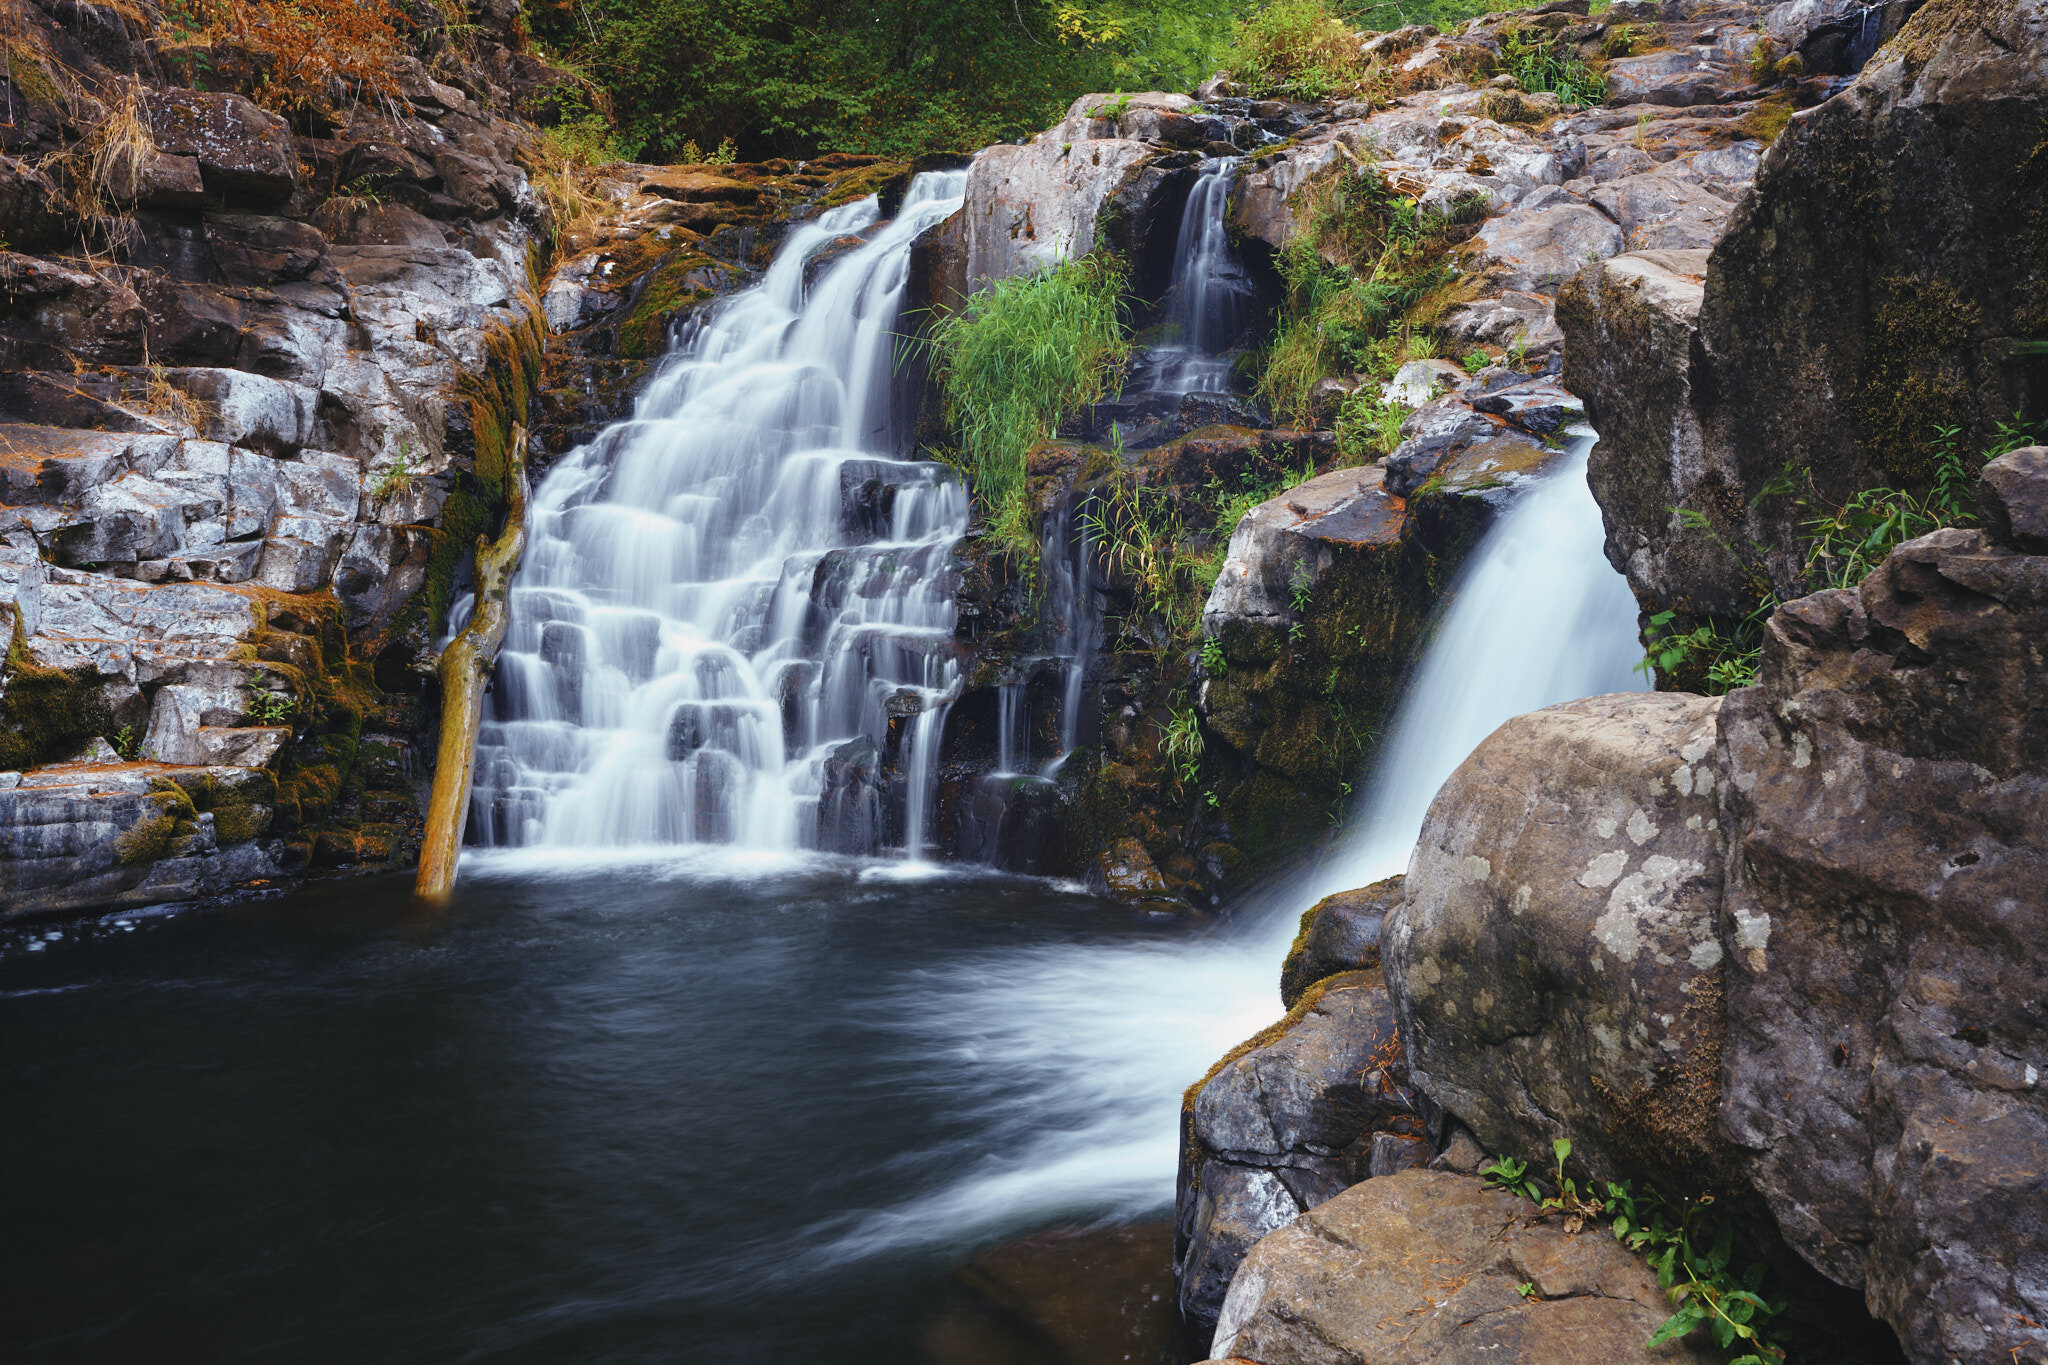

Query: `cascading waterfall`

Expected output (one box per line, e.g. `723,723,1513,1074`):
1136,158,1252,396
1304,433,1646,897
470,171,970,856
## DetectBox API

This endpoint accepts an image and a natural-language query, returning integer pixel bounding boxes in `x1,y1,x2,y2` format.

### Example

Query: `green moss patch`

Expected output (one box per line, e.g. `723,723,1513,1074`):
1852,274,1981,482
0,618,113,772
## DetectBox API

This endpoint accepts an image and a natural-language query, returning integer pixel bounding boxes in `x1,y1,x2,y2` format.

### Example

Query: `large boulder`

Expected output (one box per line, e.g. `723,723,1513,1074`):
959,121,1153,289
1175,971,1426,1338
1560,0,2048,624
1383,450,2048,1364
1203,1169,1721,1365
1387,690,1733,1191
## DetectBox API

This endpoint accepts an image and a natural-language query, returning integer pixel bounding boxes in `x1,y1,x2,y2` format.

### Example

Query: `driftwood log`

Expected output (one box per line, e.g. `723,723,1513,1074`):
414,430,530,905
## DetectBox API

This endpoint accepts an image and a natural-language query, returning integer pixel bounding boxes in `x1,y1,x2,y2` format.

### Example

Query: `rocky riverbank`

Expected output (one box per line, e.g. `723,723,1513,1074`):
1178,2,2047,1362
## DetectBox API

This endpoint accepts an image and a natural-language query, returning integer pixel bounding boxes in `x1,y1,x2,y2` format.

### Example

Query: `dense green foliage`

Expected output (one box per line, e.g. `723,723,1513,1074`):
523,0,1248,162
927,257,1131,554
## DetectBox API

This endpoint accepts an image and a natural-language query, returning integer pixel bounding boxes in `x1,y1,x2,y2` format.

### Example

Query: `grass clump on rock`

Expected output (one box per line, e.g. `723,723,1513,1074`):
927,256,1129,557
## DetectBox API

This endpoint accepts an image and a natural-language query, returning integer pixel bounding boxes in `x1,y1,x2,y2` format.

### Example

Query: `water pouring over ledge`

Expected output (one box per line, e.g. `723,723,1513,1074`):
471,172,970,858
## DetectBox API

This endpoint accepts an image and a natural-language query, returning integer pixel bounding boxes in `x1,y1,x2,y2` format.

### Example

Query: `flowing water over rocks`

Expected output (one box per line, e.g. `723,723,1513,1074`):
472,174,970,857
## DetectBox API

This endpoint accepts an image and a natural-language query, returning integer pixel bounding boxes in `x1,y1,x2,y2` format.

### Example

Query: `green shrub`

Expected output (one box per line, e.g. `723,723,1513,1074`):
1226,0,1371,100
1254,169,1474,424
927,256,1130,557
1485,1140,1789,1364
1499,27,1608,106
1644,414,2046,691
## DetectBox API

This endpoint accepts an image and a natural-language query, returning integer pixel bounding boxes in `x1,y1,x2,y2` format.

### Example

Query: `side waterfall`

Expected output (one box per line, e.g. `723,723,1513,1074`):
1137,158,1252,396
1307,434,1646,895
837,438,1645,1250
471,172,969,856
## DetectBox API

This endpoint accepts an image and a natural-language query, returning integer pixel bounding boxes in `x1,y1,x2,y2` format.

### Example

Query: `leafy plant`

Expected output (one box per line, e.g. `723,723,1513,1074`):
181,0,411,106
1605,22,1644,57
246,677,295,727
1487,1139,1788,1363
112,724,139,761
1482,1153,1541,1201
1160,699,1204,788
372,447,421,502
1254,168,1476,424
1608,1185,1786,1365
1499,27,1608,106
1333,389,1411,465
926,256,1130,557
1200,633,1228,674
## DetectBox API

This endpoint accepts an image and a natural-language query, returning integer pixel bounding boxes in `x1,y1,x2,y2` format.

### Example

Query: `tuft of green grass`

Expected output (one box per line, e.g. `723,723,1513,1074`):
926,256,1130,557
1499,27,1609,107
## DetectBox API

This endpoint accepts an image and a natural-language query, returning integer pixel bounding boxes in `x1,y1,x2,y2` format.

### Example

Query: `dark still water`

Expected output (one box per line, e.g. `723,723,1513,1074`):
0,852,1287,1364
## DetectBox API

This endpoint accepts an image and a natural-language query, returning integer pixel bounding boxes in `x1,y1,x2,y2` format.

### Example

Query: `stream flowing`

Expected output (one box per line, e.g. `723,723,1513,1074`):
2,178,1644,1363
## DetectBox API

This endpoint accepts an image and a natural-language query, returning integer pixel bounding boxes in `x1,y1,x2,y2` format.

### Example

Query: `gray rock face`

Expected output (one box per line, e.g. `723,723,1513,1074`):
959,99,1156,289
1279,877,1397,1008
1388,690,1732,1189
0,6,550,909
1384,454,2048,1365
0,762,281,915
1175,972,1424,1338
1470,203,1625,293
1203,1170,1721,1365
1555,249,1731,616
1559,0,2048,625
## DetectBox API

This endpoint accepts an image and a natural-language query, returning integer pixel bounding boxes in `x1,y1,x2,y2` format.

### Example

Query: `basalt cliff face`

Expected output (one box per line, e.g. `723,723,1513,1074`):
1560,0,2048,628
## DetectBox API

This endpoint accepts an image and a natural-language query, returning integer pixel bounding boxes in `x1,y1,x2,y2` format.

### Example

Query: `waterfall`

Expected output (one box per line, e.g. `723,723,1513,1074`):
1137,158,1251,396
1041,496,1101,765
1307,435,1646,896
470,171,971,856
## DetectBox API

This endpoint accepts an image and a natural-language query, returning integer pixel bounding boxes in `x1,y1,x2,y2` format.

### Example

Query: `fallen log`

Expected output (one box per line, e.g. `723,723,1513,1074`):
414,429,529,905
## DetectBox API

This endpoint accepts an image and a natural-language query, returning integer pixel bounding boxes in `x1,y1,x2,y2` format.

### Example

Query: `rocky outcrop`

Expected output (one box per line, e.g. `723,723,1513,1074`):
1201,1170,1721,1365
0,0,563,910
1195,391,1572,840
1278,875,1397,1008
1175,968,1427,1336
1383,451,2048,1364
1561,0,2048,623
